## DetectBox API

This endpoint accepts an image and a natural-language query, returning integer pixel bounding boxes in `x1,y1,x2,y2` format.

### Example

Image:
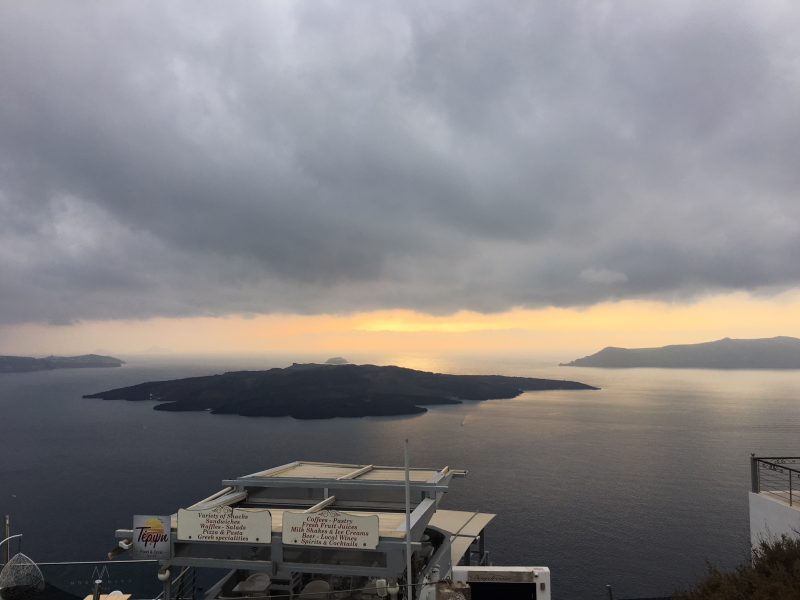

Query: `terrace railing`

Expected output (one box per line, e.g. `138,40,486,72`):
154,566,198,600
751,455,800,507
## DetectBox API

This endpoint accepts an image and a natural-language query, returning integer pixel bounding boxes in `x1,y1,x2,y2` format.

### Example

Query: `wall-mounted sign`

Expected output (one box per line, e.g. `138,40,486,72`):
283,510,379,549
177,506,272,544
132,515,171,559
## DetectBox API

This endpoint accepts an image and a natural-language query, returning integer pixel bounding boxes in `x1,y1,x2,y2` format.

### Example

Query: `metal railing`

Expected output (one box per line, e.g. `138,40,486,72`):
1,533,22,566
154,566,198,600
751,455,800,506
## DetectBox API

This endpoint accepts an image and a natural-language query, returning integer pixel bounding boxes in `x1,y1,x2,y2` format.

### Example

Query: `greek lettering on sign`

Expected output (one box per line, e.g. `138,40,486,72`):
132,515,171,560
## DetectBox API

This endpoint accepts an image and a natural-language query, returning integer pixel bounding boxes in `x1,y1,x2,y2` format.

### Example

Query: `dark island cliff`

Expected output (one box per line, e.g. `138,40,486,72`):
0,354,124,373
561,336,800,369
84,362,598,419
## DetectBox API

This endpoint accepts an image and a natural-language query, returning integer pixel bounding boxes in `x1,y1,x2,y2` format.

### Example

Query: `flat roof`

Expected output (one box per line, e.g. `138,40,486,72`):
757,489,800,510
429,510,496,538
429,510,496,565
243,461,447,484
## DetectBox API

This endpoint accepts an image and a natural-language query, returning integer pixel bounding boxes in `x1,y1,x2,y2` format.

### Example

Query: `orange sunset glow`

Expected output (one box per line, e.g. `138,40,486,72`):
3,290,799,362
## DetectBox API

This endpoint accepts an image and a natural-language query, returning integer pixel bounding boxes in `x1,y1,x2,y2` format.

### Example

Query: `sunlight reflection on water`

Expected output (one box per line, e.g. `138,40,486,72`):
2,354,799,599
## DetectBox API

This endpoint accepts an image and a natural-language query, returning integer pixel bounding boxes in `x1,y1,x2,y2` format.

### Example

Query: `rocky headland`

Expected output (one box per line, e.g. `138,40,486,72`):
561,336,800,369
0,354,124,373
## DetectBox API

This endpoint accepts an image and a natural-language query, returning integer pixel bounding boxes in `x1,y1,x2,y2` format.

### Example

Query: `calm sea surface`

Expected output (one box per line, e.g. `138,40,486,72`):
2,353,800,599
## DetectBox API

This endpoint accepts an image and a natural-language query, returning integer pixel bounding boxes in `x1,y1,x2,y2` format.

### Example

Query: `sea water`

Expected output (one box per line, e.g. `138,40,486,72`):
2,354,799,599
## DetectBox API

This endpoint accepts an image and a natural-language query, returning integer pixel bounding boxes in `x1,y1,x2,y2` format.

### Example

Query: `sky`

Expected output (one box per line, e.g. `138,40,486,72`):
2,1,800,361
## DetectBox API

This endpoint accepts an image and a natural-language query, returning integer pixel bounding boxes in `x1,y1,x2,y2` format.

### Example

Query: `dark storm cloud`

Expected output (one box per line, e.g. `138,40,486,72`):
1,0,799,323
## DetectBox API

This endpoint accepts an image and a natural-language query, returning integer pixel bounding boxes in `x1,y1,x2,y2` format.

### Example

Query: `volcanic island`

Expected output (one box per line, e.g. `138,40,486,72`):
84,362,598,419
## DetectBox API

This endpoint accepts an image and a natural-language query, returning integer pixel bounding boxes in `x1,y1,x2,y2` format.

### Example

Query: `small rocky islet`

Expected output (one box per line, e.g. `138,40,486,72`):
84,362,598,419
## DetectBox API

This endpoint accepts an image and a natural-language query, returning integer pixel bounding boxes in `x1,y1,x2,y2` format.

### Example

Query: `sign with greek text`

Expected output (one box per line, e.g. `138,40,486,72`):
177,506,272,544
132,515,171,559
283,510,379,549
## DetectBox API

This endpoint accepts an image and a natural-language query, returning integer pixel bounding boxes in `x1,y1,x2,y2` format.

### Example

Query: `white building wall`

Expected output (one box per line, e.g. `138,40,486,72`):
748,492,800,548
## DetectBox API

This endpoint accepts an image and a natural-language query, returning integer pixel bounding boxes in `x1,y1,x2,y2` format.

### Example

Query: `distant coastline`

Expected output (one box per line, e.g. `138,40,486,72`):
84,362,598,419
0,354,124,373
561,336,800,369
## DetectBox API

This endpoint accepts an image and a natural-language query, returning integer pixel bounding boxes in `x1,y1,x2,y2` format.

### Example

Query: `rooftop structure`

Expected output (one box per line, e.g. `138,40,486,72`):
113,460,501,599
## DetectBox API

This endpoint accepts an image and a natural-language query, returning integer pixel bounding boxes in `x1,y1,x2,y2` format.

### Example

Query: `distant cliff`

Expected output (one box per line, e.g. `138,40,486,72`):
561,336,800,369
0,354,124,373
84,362,598,419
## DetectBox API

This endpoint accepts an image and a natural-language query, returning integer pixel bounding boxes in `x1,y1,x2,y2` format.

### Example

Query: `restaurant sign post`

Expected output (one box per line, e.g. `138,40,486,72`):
131,515,171,560
284,510,379,549
177,506,272,544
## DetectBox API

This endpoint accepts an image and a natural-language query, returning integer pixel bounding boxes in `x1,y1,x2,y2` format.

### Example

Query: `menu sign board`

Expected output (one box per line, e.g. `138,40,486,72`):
177,506,272,544
284,510,379,549
132,515,171,559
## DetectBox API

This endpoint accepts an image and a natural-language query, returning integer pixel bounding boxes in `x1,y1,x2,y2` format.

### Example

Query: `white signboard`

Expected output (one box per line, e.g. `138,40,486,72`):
177,506,272,544
283,509,379,549
132,515,171,560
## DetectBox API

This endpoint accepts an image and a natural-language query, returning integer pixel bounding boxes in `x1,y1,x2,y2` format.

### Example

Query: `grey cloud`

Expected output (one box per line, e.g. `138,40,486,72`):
1,0,800,324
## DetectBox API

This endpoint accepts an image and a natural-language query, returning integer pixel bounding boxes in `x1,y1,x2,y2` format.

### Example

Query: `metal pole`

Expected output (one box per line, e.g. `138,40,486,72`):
790,471,793,507
404,439,413,600
3,515,9,564
92,579,103,600
751,454,759,493
606,584,614,599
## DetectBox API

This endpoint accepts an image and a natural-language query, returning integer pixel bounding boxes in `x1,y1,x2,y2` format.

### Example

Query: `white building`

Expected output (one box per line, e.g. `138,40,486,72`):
748,455,800,547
